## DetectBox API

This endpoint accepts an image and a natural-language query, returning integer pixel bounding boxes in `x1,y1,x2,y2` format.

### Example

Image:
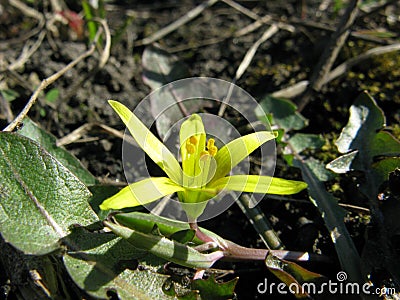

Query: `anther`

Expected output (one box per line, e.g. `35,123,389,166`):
186,143,195,154
208,146,217,156
207,138,215,149
189,136,198,145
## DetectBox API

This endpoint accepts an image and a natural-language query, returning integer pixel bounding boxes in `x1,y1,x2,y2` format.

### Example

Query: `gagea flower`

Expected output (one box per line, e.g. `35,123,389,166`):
100,100,307,221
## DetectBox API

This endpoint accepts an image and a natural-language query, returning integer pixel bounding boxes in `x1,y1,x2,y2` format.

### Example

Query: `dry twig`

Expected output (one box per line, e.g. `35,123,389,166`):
56,123,137,148
323,42,400,84
271,42,400,99
298,0,361,111
218,24,280,117
136,0,218,46
3,34,101,132
7,31,46,71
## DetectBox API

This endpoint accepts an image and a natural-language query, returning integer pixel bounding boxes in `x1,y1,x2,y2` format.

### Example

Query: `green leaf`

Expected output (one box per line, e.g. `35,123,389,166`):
212,131,276,181
99,177,185,210
18,117,97,185
0,132,99,255
293,159,363,284
191,275,238,300
1,89,20,102
287,133,325,154
257,95,308,131
169,229,196,244
104,220,223,269
208,175,307,195
108,100,183,184
113,212,227,248
45,88,59,103
265,253,322,299
301,157,334,182
18,117,97,186
335,92,385,156
64,227,174,300
88,184,121,219
332,92,400,187
371,158,400,188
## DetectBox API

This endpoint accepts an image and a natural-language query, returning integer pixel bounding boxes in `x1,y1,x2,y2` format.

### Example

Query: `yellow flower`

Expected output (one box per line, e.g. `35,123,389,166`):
100,101,307,220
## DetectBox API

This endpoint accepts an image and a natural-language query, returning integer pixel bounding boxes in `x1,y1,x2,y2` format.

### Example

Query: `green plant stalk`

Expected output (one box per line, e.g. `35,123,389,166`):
110,212,330,266
236,194,284,250
82,1,98,42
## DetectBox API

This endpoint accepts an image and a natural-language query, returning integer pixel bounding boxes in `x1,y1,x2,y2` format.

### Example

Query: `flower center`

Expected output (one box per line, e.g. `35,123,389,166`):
182,135,218,188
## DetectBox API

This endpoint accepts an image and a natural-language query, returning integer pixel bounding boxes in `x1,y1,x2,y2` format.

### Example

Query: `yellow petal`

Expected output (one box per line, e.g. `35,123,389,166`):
108,100,182,183
212,131,276,181
99,177,185,210
208,175,307,195
179,114,206,185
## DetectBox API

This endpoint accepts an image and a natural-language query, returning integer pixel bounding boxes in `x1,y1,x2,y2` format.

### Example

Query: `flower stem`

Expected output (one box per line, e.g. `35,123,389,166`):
189,221,223,247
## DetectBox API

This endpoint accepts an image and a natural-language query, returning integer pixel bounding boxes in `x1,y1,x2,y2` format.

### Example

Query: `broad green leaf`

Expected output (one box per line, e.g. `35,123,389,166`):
19,117,97,186
208,175,307,195
64,227,174,300
191,275,238,300
332,92,400,187
212,131,276,181
371,158,400,189
335,92,385,155
300,157,334,182
257,95,308,131
369,131,400,159
99,177,185,210
0,133,98,255
109,100,182,183
265,253,322,299
287,133,325,154
105,221,223,269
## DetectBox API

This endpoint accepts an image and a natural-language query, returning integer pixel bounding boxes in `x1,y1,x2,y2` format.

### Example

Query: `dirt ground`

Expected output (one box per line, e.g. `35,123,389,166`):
1,0,400,299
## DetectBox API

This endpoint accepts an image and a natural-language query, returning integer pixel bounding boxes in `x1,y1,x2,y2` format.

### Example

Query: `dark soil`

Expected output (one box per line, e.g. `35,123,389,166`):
1,0,400,299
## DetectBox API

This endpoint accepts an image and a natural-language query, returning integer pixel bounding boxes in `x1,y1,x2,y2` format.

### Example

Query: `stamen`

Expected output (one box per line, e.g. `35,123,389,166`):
186,142,195,154
207,138,215,149
206,138,218,156
189,135,198,145
208,146,217,156
200,150,209,159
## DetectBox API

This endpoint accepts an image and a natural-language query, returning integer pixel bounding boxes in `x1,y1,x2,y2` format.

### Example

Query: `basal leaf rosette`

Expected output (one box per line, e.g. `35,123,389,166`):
100,101,307,221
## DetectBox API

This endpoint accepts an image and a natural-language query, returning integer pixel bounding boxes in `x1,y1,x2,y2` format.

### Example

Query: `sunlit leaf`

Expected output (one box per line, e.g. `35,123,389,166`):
19,117,97,186
191,275,238,300
64,227,173,300
0,132,98,255
257,95,308,131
